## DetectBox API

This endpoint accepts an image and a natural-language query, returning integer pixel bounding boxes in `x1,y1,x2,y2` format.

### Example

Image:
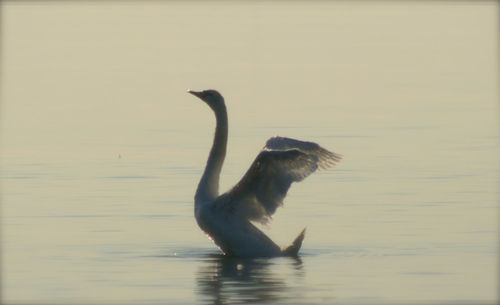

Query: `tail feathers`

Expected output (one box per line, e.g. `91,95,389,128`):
282,228,306,256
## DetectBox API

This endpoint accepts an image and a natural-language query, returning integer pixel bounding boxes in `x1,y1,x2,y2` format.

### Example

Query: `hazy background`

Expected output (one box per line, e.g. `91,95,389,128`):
1,1,498,304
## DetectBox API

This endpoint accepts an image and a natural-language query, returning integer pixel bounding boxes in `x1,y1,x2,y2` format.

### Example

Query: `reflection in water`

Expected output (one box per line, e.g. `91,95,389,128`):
197,255,304,305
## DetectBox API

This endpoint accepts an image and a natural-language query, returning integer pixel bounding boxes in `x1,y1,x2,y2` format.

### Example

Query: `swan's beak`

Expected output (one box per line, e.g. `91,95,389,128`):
187,89,202,98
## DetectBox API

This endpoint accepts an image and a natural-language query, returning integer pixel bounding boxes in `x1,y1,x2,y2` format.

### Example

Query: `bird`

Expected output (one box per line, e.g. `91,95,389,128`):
188,89,342,257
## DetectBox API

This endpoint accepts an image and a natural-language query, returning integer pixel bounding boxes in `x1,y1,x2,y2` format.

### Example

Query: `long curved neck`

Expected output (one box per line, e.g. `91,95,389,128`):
195,103,228,203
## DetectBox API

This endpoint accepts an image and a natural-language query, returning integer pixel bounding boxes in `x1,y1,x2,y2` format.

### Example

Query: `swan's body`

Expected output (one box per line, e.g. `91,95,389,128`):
189,89,342,257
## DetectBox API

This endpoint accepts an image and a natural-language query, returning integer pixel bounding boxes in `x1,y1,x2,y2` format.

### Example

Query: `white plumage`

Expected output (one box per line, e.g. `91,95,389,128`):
188,89,342,257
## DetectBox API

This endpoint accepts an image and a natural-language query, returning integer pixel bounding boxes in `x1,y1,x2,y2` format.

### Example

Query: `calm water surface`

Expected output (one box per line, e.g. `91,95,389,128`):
1,2,498,304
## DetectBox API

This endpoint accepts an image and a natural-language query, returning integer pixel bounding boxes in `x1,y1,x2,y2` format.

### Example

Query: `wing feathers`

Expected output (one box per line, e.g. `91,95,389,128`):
265,136,342,170
221,137,342,224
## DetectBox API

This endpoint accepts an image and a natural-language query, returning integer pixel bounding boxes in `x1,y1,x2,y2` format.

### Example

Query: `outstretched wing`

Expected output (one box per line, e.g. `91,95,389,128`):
220,137,342,224
264,136,342,169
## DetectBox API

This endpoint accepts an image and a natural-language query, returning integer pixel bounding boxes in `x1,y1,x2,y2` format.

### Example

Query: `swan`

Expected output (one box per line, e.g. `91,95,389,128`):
188,89,342,257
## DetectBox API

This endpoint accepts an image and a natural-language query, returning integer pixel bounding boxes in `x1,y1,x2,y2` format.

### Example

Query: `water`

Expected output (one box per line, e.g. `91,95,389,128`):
1,1,498,304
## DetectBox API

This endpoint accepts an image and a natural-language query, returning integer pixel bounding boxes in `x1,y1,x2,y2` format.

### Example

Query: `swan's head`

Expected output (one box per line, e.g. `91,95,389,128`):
188,89,225,110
